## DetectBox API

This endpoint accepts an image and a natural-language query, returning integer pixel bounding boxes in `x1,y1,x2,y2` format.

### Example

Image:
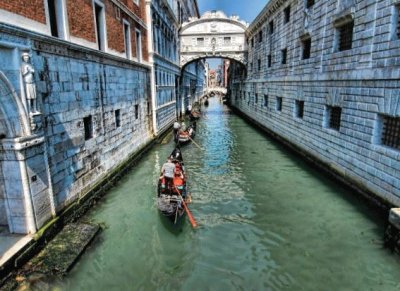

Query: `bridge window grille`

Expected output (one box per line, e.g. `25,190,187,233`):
115,109,121,128
259,30,263,42
269,20,274,34
83,115,93,140
224,37,231,44
281,48,287,64
276,97,282,111
302,37,311,59
295,100,304,118
135,104,139,119
327,106,342,130
380,115,400,150
197,38,204,46
284,6,291,24
337,20,354,51
267,54,272,67
306,0,315,8
264,95,269,107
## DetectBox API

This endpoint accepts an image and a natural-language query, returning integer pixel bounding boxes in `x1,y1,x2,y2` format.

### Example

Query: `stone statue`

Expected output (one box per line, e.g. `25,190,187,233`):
21,52,38,114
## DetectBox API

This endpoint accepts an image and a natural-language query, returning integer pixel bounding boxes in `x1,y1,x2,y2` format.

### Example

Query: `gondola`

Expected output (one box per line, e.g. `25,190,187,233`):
157,148,189,224
189,110,201,121
177,124,195,144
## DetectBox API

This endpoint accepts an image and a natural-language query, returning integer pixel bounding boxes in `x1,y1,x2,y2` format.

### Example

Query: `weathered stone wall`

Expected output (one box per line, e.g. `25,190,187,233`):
229,0,400,206
0,24,152,233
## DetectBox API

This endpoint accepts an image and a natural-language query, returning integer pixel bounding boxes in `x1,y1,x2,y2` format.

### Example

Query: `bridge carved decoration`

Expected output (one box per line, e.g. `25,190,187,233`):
180,11,248,67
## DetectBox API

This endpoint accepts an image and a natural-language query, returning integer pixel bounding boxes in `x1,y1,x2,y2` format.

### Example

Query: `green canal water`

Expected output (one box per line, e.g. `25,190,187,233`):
51,98,399,290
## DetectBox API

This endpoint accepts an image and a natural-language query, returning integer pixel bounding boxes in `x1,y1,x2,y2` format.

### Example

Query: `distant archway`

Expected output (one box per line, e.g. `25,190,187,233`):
179,11,248,68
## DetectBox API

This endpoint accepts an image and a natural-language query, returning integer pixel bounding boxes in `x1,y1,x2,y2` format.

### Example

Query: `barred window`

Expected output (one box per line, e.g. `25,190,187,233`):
295,100,304,118
259,30,263,42
83,115,93,140
281,48,287,64
224,37,231,44
115,109,121,128
264,95,269,107
269,20,274,34
268,54,272,67
327,106,341,130
337,20,354,51
197,37,204,45
276,97,282,111
302,37,311,59
284,6,291,24
135,104,139,119
381,115,400,150
306,0,315,8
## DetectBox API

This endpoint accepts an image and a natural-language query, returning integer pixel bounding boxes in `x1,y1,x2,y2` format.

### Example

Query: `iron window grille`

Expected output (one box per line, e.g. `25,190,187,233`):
306,0,315,8
281,48,287,64
276,97,283,111
296,100,304,118
327,106,341,130
83,115,93,140
197,38,204,45
381,115,400,150
284,6,291,24
302,38,311,59
338,20,354,51
269,20,274,34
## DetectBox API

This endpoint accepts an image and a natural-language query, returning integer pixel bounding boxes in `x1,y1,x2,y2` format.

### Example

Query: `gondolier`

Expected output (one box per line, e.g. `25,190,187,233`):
161,158,176,192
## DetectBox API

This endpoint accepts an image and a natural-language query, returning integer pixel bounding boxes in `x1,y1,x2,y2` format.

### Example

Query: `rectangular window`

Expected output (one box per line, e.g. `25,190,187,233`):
259,30,263,42
337,20,354,51
306,0,315,8
94,2,106,51
224,37,231,44
380,115,400,150
258,59,261,71
302,37,311,59
48,0,59,37
136,29,142,61
124,21,131,59
47,0,67,39
115,109,121,127
83,115,93,140
281,48,287,64
276,97,282,111
284,6,291,24
396,6,400,39
255,94,258,104
197,37,204,45
264,95,269,107
133,0,139,5
295,100,304,118
135,104,139,119
267,54,272,67
327,106,342,130
251,38,254,47
269,20,274,34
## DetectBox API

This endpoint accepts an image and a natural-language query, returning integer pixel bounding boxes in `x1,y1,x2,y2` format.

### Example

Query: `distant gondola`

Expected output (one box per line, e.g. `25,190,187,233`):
157,148,189,224
177,124,195,144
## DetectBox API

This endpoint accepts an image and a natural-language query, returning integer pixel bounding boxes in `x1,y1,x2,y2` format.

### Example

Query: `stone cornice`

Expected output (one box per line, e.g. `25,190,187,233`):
247,0,288,37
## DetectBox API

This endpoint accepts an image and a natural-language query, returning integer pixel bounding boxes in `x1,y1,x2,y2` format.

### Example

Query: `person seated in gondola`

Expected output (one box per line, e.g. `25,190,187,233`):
160,158,176,194
170,147,182,162
173,164,186,198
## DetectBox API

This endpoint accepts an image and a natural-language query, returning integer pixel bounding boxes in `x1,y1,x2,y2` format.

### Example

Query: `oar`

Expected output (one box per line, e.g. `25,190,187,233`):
187,135,203,151
174,186,197,228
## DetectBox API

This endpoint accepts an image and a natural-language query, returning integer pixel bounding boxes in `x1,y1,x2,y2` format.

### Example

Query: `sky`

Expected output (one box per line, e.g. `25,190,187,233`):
197,0,268,69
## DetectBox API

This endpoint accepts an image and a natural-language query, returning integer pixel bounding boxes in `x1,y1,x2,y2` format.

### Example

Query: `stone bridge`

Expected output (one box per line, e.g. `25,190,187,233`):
203,86,227,97
180,11,248,67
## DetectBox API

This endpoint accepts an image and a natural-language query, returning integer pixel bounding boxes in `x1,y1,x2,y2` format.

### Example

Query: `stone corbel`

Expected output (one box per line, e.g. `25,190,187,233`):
333,7,355,27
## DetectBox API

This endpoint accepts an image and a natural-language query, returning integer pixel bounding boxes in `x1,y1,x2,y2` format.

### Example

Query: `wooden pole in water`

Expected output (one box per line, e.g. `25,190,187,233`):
188,135,203,151
174,186,197,228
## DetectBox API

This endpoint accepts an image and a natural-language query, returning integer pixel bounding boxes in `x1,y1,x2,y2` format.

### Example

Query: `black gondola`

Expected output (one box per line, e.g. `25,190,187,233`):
157,148,189,224
177,124,195,144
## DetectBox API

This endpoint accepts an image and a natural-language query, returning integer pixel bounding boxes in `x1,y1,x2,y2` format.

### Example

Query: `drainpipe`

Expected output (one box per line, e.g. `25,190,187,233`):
145,0,158,136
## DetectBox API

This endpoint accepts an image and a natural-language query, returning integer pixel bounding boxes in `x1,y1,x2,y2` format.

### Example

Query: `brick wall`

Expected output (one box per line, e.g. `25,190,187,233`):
0,0,46,24
67,0,96,43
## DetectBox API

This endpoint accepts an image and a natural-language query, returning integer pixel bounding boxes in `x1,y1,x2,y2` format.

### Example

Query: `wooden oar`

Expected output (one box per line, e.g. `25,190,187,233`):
174,186,197,228
188,135,203,151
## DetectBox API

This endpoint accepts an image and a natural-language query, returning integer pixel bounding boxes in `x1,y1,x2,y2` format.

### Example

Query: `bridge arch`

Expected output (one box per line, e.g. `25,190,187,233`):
179,11,248,68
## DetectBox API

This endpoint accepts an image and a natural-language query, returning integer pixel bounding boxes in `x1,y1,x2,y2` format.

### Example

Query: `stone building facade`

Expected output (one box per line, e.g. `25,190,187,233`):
0,0,152,233
229,0,400,206
146,0,204,133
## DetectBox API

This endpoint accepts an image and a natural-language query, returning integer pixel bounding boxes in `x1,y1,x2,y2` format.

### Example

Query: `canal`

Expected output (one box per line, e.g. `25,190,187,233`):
50,98,400,290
